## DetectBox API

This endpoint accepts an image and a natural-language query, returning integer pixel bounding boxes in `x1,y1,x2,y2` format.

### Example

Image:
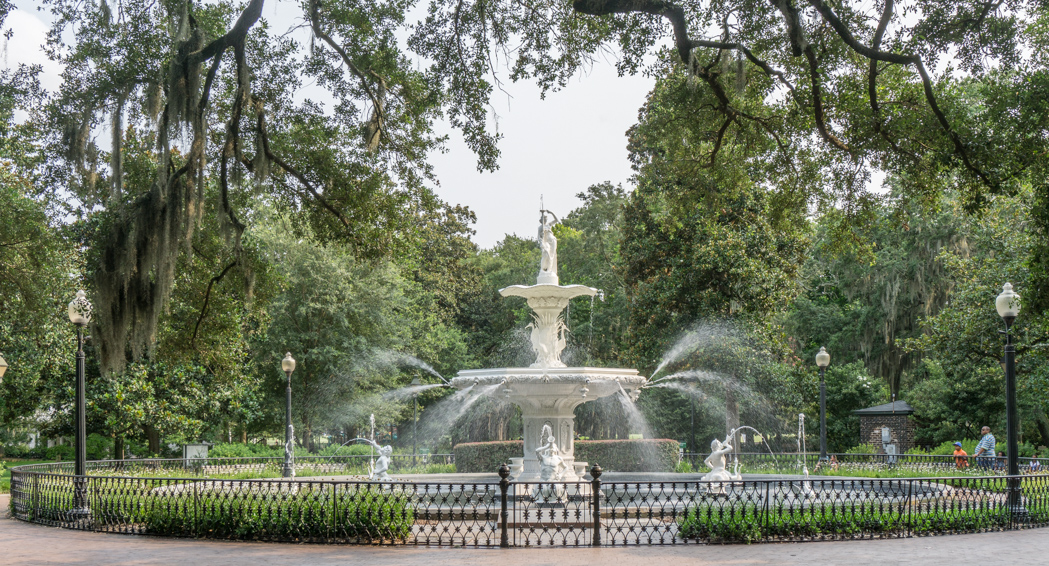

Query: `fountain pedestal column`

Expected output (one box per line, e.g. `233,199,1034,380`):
522,412,579,481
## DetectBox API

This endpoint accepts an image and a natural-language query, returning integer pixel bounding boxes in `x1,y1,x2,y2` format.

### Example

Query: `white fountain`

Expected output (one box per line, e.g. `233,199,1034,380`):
451,210,647,481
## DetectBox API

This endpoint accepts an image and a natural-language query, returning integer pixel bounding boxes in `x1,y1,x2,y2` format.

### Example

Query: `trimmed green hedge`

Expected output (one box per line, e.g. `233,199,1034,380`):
142,486,413,541
677,503,1024,543
454,439,680,473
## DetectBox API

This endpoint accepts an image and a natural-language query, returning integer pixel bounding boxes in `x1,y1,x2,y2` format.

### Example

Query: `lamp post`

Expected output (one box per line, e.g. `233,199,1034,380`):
995,283,1023,514
411,376,421,467
816,346,831,462
281,352,296,478
67,290,92,516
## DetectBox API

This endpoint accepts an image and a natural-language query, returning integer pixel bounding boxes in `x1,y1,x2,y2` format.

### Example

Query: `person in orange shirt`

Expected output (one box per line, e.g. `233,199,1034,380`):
953,442,969,469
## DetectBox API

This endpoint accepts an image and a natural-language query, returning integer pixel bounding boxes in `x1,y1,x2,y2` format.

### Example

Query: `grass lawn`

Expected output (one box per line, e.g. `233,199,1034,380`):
1,459,56,493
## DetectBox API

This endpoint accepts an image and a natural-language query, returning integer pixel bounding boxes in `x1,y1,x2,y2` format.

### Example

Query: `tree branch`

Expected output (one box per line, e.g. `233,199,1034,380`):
806,0,995,187
254,109,353,230
191,259,239,348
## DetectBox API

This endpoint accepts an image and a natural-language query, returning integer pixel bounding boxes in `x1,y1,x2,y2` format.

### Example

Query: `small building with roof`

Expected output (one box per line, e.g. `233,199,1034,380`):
852,400,916,453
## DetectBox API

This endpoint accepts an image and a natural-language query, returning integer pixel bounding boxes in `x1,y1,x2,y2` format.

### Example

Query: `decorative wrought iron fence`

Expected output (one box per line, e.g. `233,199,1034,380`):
9,460,1049,546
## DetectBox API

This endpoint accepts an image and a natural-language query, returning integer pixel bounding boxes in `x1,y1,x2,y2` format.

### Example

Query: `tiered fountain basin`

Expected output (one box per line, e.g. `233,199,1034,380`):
452,367,647,482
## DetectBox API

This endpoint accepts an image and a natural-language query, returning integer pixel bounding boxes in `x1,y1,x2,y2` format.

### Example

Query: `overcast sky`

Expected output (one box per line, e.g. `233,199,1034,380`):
4,2,655,249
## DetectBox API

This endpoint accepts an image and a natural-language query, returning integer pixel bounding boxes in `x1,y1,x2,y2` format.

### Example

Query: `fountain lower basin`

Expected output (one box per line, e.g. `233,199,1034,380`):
452,367,647,481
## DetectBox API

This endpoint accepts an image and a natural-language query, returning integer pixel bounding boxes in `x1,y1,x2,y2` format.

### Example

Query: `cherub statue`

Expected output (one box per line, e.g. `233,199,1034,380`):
368,442,394,481
701,437,741,484
535,424,566,481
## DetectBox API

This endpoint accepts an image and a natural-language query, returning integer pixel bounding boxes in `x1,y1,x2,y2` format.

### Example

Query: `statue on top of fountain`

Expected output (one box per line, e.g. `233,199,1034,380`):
536,424,567,481
537,210,558,285
498,208,597,369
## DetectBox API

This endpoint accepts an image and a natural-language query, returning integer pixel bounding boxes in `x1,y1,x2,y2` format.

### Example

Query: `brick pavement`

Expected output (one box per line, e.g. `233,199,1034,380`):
0,494,1038,565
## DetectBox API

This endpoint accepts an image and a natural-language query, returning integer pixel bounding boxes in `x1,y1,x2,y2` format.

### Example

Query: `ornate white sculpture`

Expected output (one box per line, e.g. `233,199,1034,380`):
701,437,741,493
361,439,393,481
535,424,567,481
284,424,296,478
537,210,558,284
500,210,596,368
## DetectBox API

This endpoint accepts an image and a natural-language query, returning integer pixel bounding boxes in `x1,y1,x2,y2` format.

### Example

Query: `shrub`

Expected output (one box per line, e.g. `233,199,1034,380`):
845,443,878,454
927,439,979,456
141,485,414,541
318,444,374,457
453,439,680,473
454,441,522,472
87,434,113,460
677,502,1012,543
45,444,74,461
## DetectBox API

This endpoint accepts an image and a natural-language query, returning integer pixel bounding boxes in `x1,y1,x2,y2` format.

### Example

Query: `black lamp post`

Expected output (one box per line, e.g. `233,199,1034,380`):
281,352,296,478
411,376,421,466
816,346,830,462
67,290,92,516
995,283,1023,514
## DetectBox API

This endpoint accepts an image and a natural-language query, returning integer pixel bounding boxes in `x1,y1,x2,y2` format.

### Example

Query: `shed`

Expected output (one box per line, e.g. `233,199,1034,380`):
852,400,916,453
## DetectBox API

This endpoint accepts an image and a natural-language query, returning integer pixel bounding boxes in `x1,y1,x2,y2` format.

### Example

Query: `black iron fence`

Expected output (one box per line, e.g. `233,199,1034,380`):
9,459,1049,545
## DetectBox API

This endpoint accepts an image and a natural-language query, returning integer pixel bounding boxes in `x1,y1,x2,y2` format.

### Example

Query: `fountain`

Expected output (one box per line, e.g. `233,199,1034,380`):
451,210,647,481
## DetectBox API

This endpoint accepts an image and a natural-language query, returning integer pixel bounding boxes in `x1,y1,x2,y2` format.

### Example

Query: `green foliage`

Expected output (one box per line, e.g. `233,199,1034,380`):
784,194,963,396
845,444,878,455
807,362,888,454
576,439,680,472
453,441,523,473
905,190,1049,447
317,444,375,457
135,486,414,541
45,444,73,462
208,443,281,459
678,503,1015,543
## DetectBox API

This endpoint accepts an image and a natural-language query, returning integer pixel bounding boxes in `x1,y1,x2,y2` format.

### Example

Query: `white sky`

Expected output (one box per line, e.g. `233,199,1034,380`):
3,2,654,249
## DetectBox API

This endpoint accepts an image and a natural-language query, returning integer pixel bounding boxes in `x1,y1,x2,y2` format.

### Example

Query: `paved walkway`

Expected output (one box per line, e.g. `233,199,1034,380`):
0,494,1038,565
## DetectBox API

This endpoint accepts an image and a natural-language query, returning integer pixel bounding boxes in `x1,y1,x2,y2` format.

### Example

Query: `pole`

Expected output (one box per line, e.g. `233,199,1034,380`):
74,324,87,512
819,366,828,462
413,393,418,467
283,369,293,478
1004,325,1022,514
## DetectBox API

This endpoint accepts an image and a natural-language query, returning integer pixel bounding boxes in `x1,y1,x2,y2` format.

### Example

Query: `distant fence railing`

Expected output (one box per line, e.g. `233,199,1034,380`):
681,452,1047,475
9,459,1049,545
11,454,456,478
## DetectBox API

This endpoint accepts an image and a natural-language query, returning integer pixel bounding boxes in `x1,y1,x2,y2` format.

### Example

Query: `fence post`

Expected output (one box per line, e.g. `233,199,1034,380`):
591,464,602,547
498,464,510,548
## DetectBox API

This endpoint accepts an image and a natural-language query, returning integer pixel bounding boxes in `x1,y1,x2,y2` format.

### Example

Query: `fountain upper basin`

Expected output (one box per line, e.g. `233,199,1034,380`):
452,367,646,405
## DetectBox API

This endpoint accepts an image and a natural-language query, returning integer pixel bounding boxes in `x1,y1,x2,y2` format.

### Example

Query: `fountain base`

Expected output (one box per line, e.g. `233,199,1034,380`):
453,367,647,482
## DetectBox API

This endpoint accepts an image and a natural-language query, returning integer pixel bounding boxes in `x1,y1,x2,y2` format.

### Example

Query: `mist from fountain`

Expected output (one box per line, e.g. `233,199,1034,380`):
615,388,660,465
413,383,504,448
649,322,737,380
379,383,449,401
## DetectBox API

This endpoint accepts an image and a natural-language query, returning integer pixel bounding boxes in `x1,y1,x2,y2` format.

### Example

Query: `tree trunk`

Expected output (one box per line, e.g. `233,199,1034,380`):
114,435,124,461
144,424,161,455
1034,406,1049,449
241,426,247,444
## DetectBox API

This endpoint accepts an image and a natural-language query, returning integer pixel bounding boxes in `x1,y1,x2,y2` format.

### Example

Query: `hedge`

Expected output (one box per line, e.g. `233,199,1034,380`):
454,439,680,473
677,503,1027,543
141,486,414,541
